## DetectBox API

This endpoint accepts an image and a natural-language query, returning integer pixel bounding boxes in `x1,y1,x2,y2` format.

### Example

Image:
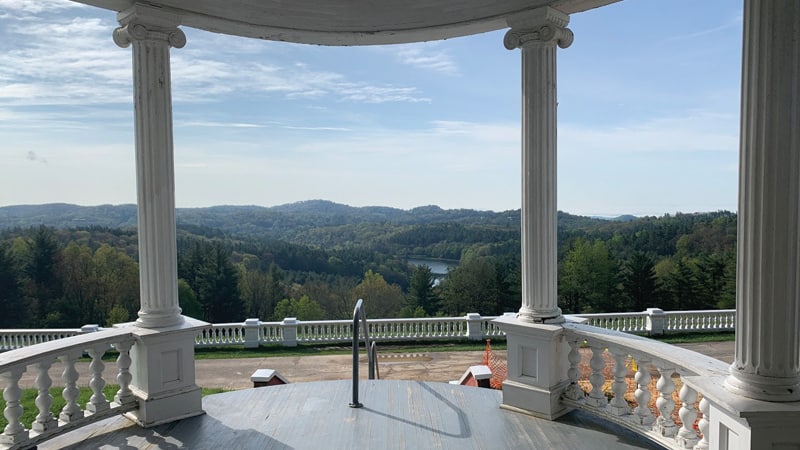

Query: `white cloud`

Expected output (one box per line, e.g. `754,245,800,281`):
0,0,85,14
393,43,459,75
0,12,431,110
559,111,739,156
661,15,742,44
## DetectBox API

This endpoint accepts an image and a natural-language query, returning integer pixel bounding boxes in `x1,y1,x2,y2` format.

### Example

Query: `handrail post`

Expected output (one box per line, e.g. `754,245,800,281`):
350,299,364,408
350,299,377,408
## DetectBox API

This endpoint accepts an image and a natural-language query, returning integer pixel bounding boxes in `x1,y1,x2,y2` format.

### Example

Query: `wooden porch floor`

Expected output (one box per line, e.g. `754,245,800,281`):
42,380,664,449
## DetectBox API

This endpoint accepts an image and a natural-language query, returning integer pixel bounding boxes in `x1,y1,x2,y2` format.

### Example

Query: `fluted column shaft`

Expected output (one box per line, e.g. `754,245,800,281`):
505,7,572,323
114,5,186,329
724,0,800,402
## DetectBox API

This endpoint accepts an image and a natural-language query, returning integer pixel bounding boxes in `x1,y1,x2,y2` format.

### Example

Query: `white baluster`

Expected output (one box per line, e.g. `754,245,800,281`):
86,346,110,414
677,383,699,448
1,367,29,445
59,351,84,422
586,344,607,408
32,359,58,432
563,338,584,401
694,396,709,450
633,358,655,426
114,340,135,405
609,349,630,415
653,365,677,437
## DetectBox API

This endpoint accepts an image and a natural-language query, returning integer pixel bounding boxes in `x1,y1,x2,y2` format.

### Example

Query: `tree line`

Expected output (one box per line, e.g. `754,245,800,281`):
0,210,737,327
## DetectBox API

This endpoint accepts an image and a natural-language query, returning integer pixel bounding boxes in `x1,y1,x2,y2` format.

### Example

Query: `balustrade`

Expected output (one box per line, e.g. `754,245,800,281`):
0,309,736,353
0,328,138,449
560,322,728,450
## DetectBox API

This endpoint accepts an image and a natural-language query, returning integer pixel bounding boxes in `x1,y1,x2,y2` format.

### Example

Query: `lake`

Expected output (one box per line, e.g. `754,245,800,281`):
407,257,458,276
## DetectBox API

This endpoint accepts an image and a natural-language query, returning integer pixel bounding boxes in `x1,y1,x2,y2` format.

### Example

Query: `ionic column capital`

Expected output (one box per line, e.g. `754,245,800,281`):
112,3,186,49
504,7,573,50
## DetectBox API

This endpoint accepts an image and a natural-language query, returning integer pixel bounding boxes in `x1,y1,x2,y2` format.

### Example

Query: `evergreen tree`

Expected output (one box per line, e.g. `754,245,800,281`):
0,244,25,327
25,226,63,324
406,265,438,315
621,252,659,311
190,241,244,322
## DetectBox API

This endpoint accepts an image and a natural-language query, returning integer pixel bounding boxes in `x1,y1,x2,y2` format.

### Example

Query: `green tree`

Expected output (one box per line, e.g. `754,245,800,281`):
352,270,404,318
190,242,244,322
272,295,325,321
239,266,271,319
93,244,139,323
178,278,203,319
60,242,99,326
558,238,620,313
663,258,702,310
695,252,734,310
24,226,63,323
0,244,26,327
406,265,438,315
620,252,659,311
440,255,500,315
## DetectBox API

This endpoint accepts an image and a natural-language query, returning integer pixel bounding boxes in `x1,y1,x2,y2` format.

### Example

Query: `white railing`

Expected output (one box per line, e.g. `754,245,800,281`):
0,328,137,450
560,322,730,450
0,309,736,352
195,323,247,347
663,310,735,333
575,312,649,334
575,308,736,335
0,326,100,352
297,320,353,343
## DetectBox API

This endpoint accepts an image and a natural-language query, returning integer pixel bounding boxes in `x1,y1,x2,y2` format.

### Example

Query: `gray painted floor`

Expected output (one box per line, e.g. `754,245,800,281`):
41,380,665,450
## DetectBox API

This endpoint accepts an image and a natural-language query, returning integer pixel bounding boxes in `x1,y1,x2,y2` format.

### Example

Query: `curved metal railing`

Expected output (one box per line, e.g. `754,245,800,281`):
349,299,377,408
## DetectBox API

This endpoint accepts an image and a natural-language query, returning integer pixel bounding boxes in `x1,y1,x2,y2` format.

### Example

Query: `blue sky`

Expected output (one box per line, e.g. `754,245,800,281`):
0,0,742,216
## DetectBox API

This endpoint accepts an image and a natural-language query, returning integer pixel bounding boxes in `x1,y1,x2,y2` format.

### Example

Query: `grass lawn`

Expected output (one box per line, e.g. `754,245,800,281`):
192,339,504,360
0,386,227,431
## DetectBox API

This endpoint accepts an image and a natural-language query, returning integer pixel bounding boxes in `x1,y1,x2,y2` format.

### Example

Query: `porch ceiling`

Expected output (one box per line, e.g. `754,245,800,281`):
71,0,620,45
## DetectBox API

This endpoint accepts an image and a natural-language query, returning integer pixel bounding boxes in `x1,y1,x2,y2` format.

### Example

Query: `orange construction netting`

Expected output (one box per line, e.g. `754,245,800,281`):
482,339,507,390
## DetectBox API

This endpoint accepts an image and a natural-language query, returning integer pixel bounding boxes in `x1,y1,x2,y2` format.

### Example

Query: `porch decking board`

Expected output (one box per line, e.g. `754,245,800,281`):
41,380,664,449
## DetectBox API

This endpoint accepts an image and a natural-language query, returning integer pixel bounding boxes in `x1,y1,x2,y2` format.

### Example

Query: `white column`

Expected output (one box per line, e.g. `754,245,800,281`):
493,7,573,421
724,0,800,402
113,4,186,329
505,7,572,324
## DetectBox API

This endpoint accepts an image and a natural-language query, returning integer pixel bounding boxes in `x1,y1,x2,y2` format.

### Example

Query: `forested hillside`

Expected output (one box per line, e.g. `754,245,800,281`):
0,202,736,328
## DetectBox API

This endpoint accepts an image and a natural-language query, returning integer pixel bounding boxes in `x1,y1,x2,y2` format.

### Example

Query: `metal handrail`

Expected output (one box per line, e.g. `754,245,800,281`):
349,298,377,408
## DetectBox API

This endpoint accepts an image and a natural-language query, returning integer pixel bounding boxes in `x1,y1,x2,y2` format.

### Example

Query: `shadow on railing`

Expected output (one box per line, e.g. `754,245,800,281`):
560,322,729,450
0,328,138,450
350,299,377,408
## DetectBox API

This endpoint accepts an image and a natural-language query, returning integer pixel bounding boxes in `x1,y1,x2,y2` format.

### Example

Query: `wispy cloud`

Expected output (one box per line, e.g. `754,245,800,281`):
178,120,268,128
661,15,742,43
0,0,85,15
560,111,739,156
0,10,431,109
392,43,459,75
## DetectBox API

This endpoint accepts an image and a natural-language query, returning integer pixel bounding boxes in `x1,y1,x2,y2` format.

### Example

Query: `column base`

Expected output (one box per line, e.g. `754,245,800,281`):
517,308,565,324
724,366,800,402
501,379,571,420
125,384,203,428
118,316,208,427
493,315,570,420
685,375,800,450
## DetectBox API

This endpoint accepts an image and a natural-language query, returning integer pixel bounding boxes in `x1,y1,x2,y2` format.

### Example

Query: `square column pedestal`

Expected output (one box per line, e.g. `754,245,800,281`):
117,316,208,427
494,315,570,420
